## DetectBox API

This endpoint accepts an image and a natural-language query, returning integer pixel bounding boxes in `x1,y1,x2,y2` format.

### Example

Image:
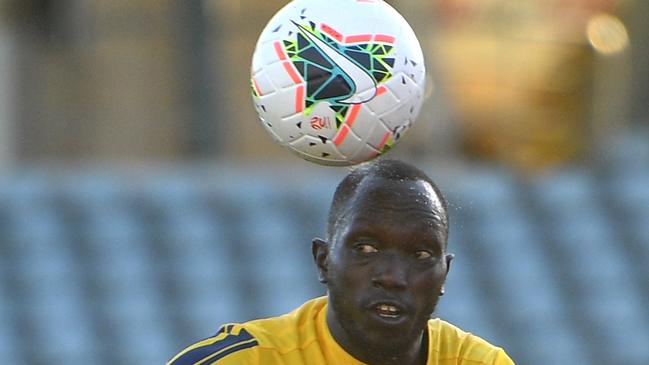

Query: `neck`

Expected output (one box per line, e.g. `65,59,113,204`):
326,305,428,365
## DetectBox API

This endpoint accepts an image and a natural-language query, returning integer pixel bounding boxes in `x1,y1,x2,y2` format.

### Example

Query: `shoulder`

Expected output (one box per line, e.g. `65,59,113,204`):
428,319,514,365
245,297,325,350
167,298,327,365
167,324,259,365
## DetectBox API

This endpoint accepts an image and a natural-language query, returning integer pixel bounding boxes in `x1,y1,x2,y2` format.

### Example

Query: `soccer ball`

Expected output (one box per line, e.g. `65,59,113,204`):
250,0,426,166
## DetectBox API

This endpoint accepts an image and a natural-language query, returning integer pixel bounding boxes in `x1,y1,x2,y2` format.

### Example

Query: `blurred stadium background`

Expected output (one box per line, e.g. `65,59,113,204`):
0,0,648,364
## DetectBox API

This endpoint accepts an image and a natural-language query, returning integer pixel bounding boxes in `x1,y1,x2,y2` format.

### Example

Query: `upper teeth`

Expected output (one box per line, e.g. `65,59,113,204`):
378,304,398,313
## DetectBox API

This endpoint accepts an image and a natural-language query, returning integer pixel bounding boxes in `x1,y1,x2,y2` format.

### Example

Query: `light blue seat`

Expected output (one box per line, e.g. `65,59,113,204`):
0,284,21,364
178,287,247,336
0,349,23,365
436,237,506,344
608,171,649,234
77,197,153,312
169,246,237,290
162,210,237,289
510,319,592,365
470,210,566,324
22,282,98,362
29,315,97,362
437,271,485,328
89,245,155,296
0,328,24,365
161,208,231,253
143,174,204,208
13,246,77,288
77,187,154,295
98,288,173,363
246,244,322,317
4,185,70,261
437,225,484,323
109,317,175,365
583,288,648,328
117,351,173,365
437,284,502,348
0,173,86,364
80,203,148,253
492,264,564,324
554,218,632,285
60,173,128,207
210,173,335,316
531,168,597,210
219,179,279,213
580,290,649,364
627,223,649,281
283,177,337,236
601,130,649,172
251,286,316,319
443,166,518,208
9,234,81,335
239,205,321,317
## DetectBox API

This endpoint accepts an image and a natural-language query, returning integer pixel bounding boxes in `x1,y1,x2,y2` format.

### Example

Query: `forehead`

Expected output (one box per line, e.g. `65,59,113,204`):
337,177,446,242
351,177,443,214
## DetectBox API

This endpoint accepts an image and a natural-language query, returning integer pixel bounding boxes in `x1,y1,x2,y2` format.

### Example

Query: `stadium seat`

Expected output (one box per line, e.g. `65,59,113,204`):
176,285,246,336
437,262,488,330
601,130,649,173
608,171,649,227
579,289,649,364
530,168,597,209
443,165,518,205
20,280,99,362
436,228,508,347
0,280,22,364
109,318,176,365
510,319,592,365
552,217,632,286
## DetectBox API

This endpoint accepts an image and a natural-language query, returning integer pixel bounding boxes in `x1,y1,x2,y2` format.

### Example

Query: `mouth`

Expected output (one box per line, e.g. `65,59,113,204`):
375,303,401,318
366,300,408,324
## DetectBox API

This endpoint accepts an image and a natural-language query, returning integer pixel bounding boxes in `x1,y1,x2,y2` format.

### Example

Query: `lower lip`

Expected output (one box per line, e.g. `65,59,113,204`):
368,310,409,326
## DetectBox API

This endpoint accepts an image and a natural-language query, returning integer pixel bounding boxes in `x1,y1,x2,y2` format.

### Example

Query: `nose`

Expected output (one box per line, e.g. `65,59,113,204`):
371,254,408,290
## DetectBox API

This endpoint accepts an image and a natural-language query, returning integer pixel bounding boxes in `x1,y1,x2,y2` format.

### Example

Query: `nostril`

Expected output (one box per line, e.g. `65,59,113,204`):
371,270,408,290
371,277,382,288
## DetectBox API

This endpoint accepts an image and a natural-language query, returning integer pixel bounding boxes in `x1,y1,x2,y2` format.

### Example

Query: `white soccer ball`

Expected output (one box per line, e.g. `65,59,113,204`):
250,0,426,166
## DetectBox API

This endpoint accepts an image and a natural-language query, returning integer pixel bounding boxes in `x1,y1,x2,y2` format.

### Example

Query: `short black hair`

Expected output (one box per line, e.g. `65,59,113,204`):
326,159,449,242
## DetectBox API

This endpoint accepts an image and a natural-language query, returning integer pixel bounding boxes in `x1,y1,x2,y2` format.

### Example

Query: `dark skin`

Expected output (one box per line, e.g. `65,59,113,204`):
312,176,454,365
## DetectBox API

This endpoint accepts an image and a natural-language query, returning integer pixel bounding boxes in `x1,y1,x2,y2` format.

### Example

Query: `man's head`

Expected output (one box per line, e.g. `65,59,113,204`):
312,159,453,363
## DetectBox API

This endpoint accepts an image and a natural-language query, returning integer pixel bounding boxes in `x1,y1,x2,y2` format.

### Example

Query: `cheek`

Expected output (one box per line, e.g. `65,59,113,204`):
335,265,368,290
327,260,373,299
412,272,445,311
413,268,446,293
328,258,358,286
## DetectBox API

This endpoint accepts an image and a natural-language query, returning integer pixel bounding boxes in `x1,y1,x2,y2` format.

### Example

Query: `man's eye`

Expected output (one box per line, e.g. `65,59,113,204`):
415,250,432,260
354,244,378,254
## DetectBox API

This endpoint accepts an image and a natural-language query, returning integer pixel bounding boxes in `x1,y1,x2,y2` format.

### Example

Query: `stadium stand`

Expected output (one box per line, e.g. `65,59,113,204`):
1,131,648,365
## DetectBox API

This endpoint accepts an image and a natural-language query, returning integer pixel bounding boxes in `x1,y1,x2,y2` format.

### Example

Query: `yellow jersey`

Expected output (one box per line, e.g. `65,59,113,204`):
168,297,514,365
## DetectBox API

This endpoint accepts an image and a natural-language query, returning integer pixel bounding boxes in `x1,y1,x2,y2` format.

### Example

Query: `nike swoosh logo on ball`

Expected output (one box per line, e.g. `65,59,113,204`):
292,21,377,104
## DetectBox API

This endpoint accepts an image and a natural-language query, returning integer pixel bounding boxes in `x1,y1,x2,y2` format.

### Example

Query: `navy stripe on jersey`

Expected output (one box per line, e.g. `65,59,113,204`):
208,339,258,362
170,329,258,365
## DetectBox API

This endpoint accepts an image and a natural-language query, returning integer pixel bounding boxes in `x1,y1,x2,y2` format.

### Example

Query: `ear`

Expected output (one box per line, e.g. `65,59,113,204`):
445,253,454,275
440,253,454,296
312,238,330,284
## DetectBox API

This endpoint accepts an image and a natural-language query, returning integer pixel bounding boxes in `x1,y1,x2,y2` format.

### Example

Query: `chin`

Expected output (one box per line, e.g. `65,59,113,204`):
360,333,420,361
353,319,421,353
